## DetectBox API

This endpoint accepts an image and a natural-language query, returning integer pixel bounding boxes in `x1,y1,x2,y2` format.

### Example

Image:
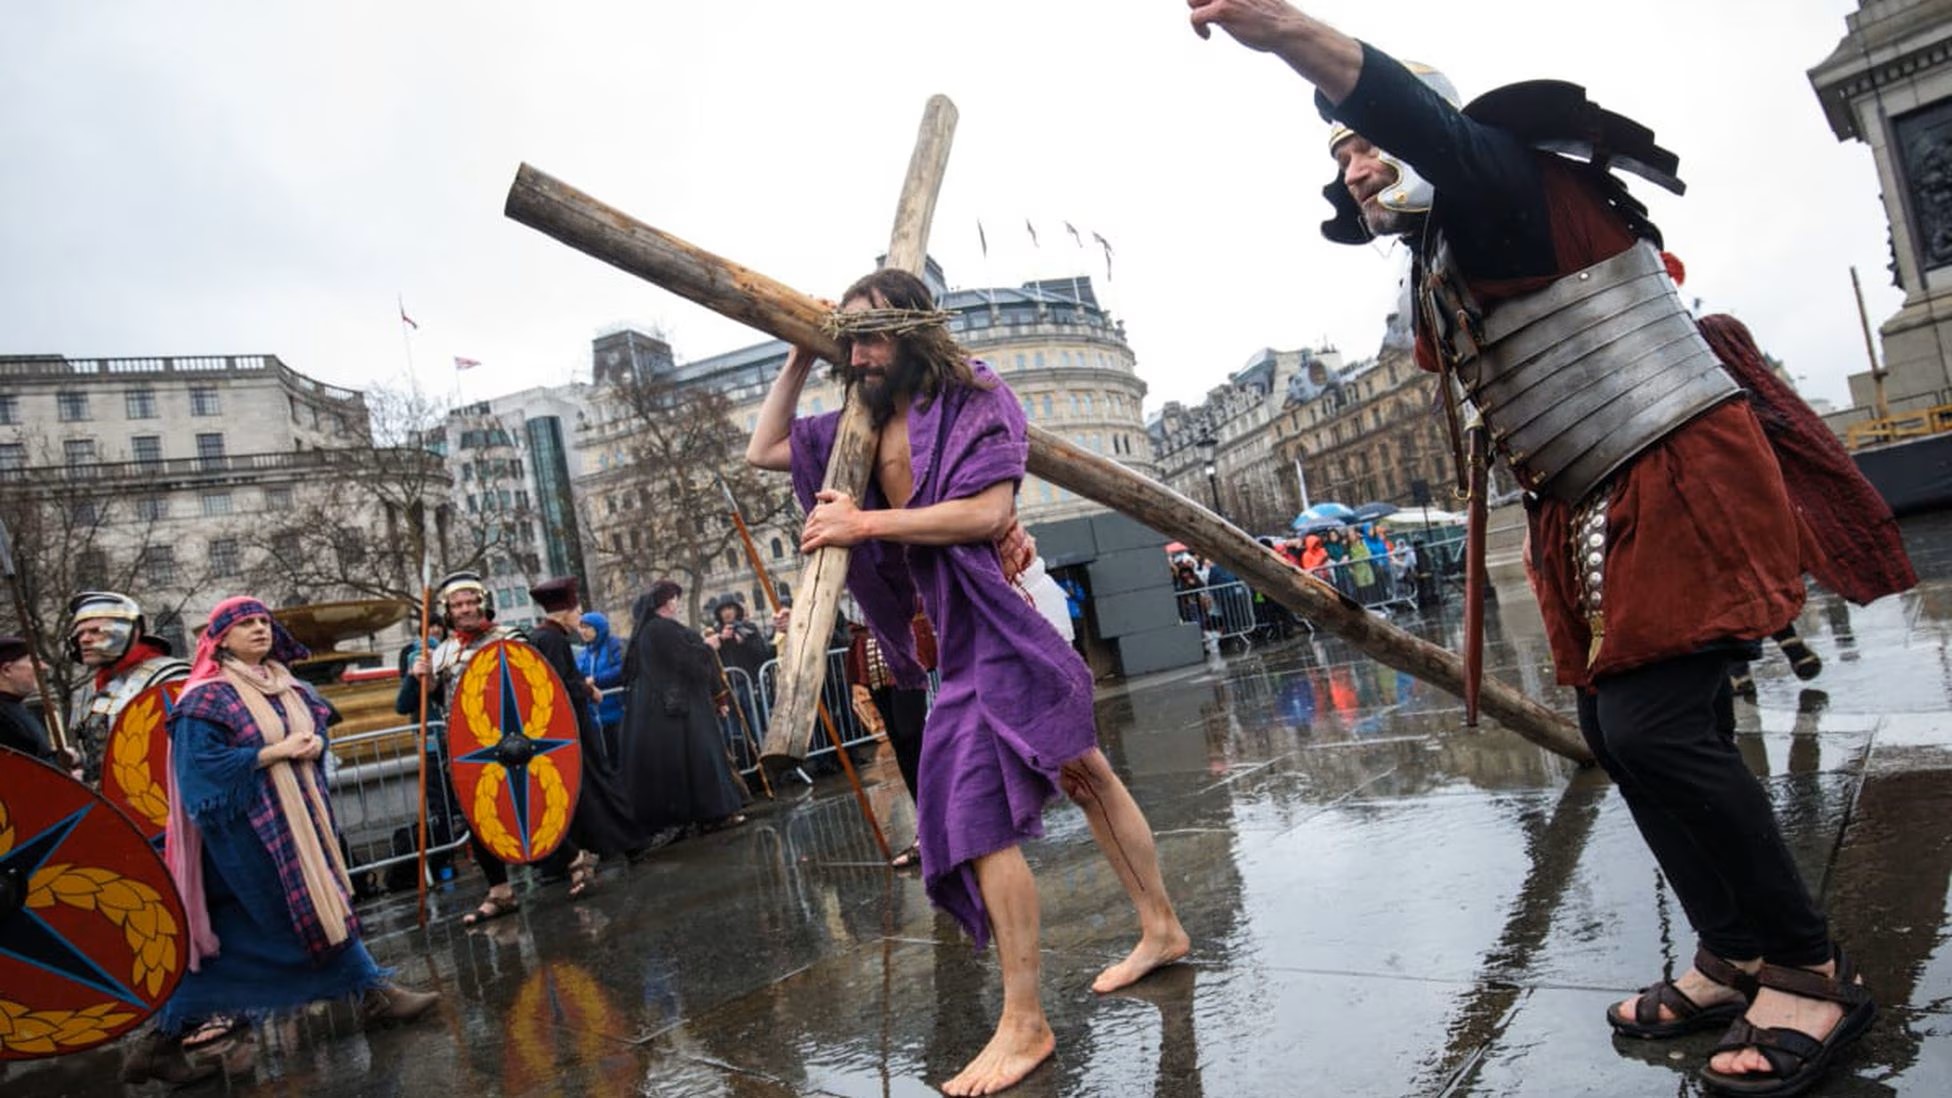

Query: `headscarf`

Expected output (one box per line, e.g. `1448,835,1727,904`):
183,596,309,691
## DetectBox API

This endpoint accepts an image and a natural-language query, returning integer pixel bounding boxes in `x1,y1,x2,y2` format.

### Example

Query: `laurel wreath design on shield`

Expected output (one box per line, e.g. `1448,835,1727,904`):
107,693,170,830
462,642,569,861
0,795,174,1055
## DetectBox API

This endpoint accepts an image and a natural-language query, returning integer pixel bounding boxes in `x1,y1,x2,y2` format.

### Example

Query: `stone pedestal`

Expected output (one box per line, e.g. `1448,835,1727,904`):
1811,0,1952,417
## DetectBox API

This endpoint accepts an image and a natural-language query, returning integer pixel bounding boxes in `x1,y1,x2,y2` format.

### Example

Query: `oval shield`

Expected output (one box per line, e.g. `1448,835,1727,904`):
447,638,582,865
0,746,189,1060
100,681,184,844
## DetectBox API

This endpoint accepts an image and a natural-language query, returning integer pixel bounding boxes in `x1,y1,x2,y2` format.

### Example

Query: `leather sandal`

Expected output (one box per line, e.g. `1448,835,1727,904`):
1778,638,1823,681
461,894,519,927
1699,947,1875,1096
1607,947,1759,1040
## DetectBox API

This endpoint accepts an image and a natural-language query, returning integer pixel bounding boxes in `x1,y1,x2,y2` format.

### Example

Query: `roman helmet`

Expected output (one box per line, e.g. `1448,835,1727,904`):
1318,62,1460,245
66,590,151,664
436,570,493,628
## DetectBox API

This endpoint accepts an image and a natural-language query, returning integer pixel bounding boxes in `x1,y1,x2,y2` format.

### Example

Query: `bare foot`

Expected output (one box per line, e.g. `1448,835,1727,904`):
1092,927,1191,994
941,1015,1055,1096
1613,964,1749,1024
1708,960,1849,1079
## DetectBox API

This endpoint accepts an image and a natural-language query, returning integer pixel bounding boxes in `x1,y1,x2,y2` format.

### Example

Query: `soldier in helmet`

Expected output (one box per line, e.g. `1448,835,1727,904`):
66,590,188,784
1188,4,1913,1094
400,570,596,925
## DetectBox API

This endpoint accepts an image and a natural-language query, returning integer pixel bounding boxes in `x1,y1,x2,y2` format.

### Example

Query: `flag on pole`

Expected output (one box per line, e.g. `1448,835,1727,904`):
1025,219,1039,248
977,219,988,257
453,356,481,371
399,301,418,330
1093,232,1114,281
1064,221,1083,248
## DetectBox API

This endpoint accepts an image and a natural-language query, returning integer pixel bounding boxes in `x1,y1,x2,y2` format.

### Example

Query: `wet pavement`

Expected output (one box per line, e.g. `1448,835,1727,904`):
9,518,1952,1096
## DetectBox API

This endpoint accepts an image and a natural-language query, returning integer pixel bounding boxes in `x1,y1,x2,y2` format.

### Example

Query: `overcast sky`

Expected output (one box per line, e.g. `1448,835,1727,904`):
0,1,1890,415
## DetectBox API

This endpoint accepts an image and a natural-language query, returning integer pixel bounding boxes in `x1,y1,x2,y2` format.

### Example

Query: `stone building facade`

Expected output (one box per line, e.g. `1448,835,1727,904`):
0,352,410,650
1150,346,1342,535
440,385,596,632
1811,0,1952,425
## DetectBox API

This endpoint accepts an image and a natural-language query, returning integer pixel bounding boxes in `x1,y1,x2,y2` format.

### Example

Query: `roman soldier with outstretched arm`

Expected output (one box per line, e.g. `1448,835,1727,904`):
1188,3,1912,1094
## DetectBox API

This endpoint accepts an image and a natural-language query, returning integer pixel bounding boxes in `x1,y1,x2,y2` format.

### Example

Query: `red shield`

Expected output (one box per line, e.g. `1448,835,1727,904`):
447,639,583,865
0,747,188,1060
100,681,183,844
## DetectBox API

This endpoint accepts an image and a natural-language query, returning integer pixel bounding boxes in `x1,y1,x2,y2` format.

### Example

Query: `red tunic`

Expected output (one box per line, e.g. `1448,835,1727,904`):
1419,162,1813,688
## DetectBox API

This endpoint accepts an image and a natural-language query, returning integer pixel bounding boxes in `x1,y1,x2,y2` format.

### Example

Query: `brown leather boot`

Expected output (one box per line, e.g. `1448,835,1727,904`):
360,982,441,1027
119,1029,219,1086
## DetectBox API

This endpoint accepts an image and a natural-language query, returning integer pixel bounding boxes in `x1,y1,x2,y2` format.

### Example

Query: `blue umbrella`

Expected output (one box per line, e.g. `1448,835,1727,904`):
1292,516,1346,536
1291,502,1356,531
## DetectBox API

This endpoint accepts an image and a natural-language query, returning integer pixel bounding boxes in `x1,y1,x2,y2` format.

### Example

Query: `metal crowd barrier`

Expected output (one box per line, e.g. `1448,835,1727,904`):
1174,581,1260,646
596,644,928,787
326,718,473,887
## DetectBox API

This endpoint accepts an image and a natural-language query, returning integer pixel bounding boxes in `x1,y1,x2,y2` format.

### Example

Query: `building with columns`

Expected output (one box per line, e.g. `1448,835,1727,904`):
1811,0,1952,424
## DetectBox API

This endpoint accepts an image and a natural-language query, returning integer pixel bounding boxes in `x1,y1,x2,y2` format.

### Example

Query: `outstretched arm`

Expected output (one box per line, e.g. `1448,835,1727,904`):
747,343,820,471
802,481,1015,550
1187,0,1362,105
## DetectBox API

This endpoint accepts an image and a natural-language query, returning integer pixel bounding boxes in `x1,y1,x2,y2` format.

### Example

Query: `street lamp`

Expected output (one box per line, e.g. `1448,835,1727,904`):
1198,433,1220,515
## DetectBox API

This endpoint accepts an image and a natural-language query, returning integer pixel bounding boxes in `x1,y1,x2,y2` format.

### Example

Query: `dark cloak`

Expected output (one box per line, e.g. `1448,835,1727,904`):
617,605,743,831
528,620,646,857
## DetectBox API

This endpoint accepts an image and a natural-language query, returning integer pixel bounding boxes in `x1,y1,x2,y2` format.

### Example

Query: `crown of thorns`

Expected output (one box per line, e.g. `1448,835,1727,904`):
821,307,954,340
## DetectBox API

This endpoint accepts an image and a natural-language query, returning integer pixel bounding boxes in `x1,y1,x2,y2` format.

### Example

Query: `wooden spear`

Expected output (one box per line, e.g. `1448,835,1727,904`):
501,167,1593,766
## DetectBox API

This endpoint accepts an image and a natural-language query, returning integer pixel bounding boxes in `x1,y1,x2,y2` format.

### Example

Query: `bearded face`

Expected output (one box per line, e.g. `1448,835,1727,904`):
842,328,926,428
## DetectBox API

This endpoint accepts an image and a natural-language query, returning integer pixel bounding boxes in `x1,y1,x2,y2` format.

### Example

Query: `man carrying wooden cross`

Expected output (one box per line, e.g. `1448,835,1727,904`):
747,267,1189,1096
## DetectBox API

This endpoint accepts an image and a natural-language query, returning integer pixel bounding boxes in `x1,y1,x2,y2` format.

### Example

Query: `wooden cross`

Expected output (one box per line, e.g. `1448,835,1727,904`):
502,114,1591,767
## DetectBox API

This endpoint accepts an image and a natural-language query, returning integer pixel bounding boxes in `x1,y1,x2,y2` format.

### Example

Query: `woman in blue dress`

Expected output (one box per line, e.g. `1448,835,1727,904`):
124,596,438,1082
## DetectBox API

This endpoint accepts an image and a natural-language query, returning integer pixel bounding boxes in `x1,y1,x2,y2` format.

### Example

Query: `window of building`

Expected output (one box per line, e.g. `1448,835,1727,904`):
201,491,232,516
1034,352,1046,368
1015,353,1026,371
188,386,219,416
1040,481,1054,502
71,499,98,525
210,537,241,577
1061,350,1072,368
142,545,176,586
57,392,89,422
1070,393,1081,416
0,442,25,473
64,439,97,466
76,549,107,589
136,496,168,521
1022,396,1033,421
0,395,16,425
1083,393,1094,416
725,549,739,570
195,433,225,469
132,435,162,466
264,486,292,510
770,537,784,560
1041,395,1054,418
125,389,158,419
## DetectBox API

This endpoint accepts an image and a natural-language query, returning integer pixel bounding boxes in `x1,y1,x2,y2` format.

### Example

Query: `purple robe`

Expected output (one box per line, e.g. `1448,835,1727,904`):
790,364,1097,948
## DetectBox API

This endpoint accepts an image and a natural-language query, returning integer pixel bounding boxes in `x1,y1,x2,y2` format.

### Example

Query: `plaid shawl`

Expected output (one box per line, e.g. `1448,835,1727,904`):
172,676,358,961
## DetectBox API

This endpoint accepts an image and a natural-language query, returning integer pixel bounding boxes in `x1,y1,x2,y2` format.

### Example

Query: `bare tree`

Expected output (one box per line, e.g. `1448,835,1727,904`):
584,372,793,625
240,385,492,607
0,431,224,716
